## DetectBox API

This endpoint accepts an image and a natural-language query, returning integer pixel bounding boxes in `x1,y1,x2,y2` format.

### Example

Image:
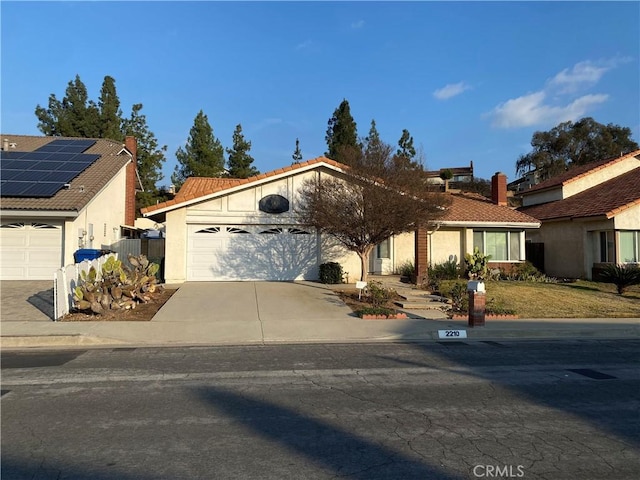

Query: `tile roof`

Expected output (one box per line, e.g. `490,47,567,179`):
143,157,539,226
443,192,540,225
521,149,640,195
520,168,640,221
142,156,344,214
0,134,131,213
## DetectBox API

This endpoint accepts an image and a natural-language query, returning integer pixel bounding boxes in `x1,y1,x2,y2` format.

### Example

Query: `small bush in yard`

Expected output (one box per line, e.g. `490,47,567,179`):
599,263,640,294
356,306,396,318
319,262,344,284
367,281,397,307
395,260,416,282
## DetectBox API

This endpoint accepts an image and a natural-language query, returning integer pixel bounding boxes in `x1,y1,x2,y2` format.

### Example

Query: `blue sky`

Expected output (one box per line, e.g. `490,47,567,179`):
2,1,639,186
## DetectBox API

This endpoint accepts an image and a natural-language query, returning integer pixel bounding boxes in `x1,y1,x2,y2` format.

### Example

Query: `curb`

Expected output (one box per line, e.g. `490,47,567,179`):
1,334,127,348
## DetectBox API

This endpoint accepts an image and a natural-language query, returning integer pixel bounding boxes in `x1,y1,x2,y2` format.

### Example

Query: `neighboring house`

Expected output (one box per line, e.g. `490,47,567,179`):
518,150,640,279
0,134,140,280
141,159,540,283
425,161,474,188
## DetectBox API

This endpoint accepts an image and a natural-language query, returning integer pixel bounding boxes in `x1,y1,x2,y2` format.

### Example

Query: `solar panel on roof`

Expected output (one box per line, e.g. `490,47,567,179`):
0,138,101,198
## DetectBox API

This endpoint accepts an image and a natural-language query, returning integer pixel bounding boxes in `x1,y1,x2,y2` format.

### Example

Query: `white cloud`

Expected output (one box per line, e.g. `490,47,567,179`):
433,81,471,100
548,61,609,94
351,19,365,29
487,57,623,129
489,91,609,128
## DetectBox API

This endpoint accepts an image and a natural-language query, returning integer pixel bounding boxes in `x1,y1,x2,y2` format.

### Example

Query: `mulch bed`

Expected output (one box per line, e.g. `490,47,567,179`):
59,288,177,322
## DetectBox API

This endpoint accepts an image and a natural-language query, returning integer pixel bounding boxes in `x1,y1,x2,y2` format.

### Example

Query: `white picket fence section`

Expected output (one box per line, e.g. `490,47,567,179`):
53,253,118,321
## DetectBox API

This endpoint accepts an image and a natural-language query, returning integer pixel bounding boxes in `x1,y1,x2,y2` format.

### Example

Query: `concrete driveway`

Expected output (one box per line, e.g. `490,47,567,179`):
1,281,55,322
154,281,352,323
151,281,358,343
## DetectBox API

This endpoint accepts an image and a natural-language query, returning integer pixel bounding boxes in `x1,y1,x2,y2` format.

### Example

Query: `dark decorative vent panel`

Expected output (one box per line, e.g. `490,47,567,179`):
259,194,289,214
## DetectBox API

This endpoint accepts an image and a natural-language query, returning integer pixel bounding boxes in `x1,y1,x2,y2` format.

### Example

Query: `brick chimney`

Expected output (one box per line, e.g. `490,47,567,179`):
124,136,138,226
491,172,507,206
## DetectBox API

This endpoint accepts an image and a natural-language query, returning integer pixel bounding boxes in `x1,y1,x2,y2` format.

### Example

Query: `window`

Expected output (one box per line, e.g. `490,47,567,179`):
377,238,391,259
599,231,615,262
619,231,639,263
473,230,523,261
196,227,220,234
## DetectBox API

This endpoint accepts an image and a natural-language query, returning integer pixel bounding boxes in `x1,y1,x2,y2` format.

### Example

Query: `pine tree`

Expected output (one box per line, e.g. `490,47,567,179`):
394,129,421,170
292,138,303,164
363,119,387,167
35,74,100,137
98,76,124,141
397,129,416,161
122,104,167,209
325,99,359,163
226,124,259,178
172,110,225,189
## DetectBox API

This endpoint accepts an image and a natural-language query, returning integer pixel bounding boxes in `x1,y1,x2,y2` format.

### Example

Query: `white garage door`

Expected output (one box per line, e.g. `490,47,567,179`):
187,225,319,281
0,221,63,280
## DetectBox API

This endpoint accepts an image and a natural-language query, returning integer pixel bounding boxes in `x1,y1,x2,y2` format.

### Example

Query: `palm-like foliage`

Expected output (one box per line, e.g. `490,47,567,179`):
599,263,640,294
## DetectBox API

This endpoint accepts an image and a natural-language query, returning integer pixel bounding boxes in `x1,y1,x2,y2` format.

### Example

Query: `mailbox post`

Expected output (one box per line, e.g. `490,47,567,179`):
467,280,486,327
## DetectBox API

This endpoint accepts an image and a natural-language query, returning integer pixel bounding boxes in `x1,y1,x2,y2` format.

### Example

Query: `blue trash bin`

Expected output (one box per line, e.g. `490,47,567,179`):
74,249,102,263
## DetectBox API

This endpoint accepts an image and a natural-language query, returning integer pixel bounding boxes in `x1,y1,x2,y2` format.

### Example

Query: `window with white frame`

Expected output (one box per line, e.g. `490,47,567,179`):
619,231,639,263
473,230,523,261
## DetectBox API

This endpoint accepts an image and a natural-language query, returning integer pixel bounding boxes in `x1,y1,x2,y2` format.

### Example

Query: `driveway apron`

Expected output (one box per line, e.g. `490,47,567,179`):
1,281,55,322
152,281,352,324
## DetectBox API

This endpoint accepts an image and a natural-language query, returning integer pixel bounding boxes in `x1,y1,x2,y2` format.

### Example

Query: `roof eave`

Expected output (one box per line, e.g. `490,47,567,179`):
437,220,540,229
0,208,79,218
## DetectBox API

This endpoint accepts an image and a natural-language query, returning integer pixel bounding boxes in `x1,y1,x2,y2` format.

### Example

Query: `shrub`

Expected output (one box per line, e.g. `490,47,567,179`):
319,262,344,284
367,280,398,307
599,263,640,294
356,306,396,318
429,258,460,281
395,260,416,282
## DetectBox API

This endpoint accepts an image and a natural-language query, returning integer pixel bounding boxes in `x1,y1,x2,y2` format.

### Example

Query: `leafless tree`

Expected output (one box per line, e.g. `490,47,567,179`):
297,142,449,282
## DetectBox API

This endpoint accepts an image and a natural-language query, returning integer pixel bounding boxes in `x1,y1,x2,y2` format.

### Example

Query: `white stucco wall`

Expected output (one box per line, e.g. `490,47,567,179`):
64,166,128,265
535,221,590,279
613,203,640,229
430,229,465,266
564,157,639,198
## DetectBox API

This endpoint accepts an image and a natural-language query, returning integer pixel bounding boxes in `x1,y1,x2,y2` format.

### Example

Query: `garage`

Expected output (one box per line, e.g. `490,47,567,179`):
0,221,63,280
187,224,319,281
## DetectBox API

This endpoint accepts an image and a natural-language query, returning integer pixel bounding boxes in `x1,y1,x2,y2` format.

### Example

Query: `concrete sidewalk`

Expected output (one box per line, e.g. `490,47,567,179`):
1,280,639,349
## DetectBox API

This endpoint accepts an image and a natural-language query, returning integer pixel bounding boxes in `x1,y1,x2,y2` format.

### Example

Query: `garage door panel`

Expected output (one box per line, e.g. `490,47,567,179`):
187,225,318,281
0,222,62,280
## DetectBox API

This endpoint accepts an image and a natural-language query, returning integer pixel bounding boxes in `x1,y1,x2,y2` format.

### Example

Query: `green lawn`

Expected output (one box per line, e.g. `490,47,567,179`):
438,280,640,318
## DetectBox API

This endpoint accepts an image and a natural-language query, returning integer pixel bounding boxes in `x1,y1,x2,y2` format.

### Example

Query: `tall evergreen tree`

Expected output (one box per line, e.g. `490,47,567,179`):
171,110,225,189
226,124,259,178
394,129,421,170
122,104,167,209
292,138,303,164
362,119,387,167
325,99,359,164
35,74,100,137
98,75,123,141
397,129,416,161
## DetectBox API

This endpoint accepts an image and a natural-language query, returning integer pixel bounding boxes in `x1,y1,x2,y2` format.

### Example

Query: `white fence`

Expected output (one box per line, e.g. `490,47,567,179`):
53,253,117,321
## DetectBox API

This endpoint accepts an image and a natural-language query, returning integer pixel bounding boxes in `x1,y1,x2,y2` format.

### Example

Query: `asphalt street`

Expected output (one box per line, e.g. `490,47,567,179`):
2,340,639,480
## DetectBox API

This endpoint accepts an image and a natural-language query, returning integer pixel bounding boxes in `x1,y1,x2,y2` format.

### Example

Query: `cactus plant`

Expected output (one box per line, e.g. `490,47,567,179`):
464,247,491,281
72,254,163,315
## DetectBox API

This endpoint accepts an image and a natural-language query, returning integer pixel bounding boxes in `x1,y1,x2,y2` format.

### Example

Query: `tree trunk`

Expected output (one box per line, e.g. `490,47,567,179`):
358,246,375,282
